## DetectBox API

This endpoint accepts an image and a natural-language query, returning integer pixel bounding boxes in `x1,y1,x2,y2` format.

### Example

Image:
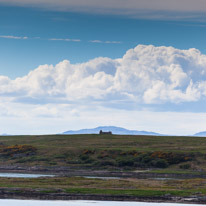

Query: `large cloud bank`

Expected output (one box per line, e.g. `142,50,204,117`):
1,45,206,106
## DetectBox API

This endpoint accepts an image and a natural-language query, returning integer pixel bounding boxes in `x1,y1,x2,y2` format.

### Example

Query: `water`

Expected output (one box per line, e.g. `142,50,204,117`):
152,178,177,180
82,177,177,180
80,176,121,180
0,173,119,179
0,173,177,180
0,200,201,206
0,173,55,178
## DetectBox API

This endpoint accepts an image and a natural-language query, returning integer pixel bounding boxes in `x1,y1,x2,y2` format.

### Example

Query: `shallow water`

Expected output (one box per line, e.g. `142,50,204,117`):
83,176,178,180
80,176,121,180
151,177,177,180
0,173,54,178
0,200,201,206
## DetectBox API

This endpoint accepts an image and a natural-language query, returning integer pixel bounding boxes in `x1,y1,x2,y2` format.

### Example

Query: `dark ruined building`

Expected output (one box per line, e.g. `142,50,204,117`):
99,130,112,135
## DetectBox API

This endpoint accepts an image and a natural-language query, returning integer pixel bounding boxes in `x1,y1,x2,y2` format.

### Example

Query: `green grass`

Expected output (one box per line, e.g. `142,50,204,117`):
0,176,206,198
64,188,191,197
1,134,206,199
0,134,206,171
148,169,206,175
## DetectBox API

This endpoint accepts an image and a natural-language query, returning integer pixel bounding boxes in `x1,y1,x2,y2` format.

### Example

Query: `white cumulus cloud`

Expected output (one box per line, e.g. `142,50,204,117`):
1,45,206,107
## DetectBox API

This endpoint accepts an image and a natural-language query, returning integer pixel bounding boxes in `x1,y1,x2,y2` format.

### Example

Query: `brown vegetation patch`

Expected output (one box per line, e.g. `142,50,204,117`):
0,145,37,157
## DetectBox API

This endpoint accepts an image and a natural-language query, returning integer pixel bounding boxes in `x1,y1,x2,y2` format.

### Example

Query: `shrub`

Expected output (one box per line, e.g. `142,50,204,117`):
179,163,191,169
78,149,193,169
49,161,57,165
151,159,169,168
84,157,95,164
1,145,37,157
117,157,134,167
79,154,90,161
82,149,95,155
150,151,192,164
94,160,117,167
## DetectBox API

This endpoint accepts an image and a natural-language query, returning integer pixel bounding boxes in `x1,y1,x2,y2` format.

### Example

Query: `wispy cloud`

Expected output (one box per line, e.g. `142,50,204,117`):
49,38,81,42
89,40,102,43
2,0,206,21
0,36,123,44
0,35,28,40
89,40,122,44
105,41,122,44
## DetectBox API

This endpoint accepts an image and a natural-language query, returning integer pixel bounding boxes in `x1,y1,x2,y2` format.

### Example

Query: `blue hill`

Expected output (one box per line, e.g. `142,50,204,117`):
194,131,206,137
63,126,161,136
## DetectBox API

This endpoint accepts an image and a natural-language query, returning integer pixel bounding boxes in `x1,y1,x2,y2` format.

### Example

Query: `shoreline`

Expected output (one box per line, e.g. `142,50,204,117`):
1,166,206,204
0,188,205,204
0,166,206,179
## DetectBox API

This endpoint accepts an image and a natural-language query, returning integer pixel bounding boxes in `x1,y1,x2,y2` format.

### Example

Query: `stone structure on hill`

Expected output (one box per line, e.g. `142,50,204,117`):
99,130,112,135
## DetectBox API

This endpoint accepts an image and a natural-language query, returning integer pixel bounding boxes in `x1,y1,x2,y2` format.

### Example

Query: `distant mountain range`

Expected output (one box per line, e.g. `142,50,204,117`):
63,126,162,136
194,131,206,137
1,127,206,136
0,133,11,136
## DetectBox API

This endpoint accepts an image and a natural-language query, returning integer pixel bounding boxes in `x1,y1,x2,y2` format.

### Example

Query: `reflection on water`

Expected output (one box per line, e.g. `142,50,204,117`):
0,200,201,206
0,173,54,178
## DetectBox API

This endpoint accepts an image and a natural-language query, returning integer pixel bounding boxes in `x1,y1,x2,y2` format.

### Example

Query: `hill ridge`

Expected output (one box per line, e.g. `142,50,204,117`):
63,126,162,135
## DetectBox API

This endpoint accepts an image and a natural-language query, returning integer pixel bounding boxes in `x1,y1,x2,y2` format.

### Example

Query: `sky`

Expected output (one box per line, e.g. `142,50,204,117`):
1,1,206,135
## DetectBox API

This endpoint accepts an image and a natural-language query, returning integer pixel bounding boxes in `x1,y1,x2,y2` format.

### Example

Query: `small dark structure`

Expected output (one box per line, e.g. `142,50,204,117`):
99,130,112,135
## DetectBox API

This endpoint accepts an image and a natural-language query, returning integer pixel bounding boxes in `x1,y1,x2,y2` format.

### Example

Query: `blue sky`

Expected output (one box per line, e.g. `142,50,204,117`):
1,1,206,135
2,5,206,79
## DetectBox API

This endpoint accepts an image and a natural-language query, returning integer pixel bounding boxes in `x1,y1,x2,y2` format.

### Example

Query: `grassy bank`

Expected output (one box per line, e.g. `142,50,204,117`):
1,134,206,201
0,134,206,171
0,176,204,197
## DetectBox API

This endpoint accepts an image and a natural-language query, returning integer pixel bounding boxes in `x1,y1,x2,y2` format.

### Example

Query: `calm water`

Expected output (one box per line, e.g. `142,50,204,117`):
80,176,121,180
0,200,201,206
0,173,54,178
0,173,118,179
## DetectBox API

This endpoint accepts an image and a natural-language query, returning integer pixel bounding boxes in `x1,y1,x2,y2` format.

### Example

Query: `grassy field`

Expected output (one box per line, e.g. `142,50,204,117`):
0,177,206,196
0,134,206,171
1,134,206,201
0,176,206,197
